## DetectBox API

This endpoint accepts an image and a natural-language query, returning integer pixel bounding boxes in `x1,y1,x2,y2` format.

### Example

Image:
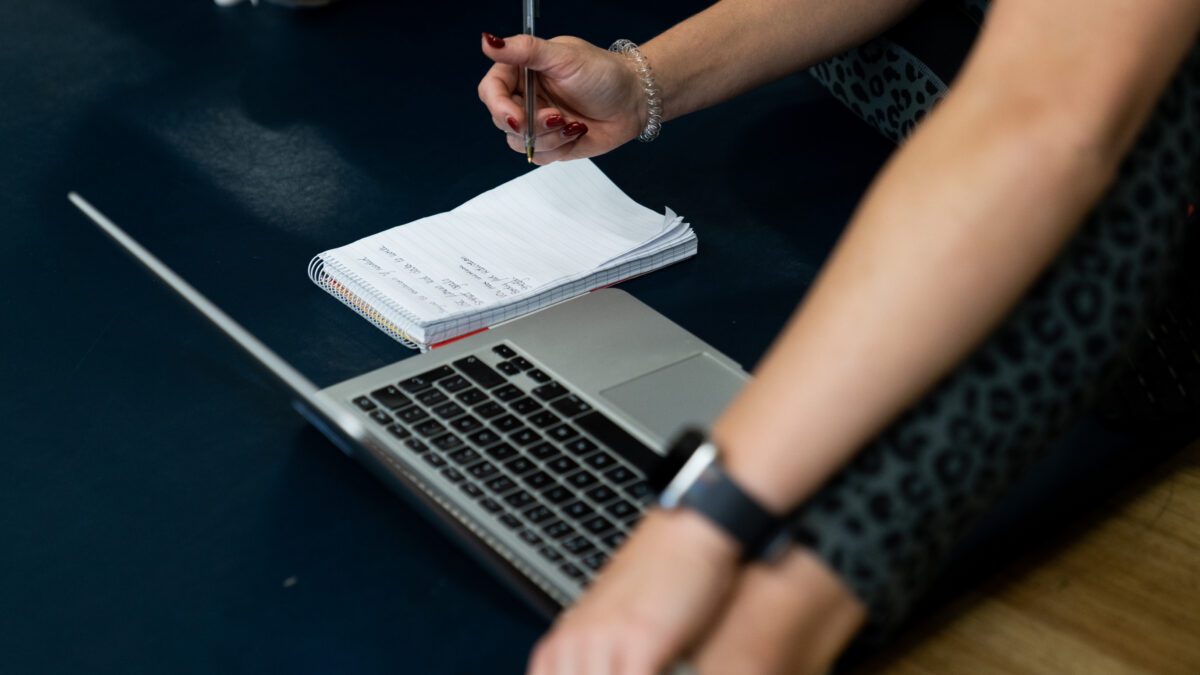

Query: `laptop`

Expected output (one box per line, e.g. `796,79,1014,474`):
71,193,749,616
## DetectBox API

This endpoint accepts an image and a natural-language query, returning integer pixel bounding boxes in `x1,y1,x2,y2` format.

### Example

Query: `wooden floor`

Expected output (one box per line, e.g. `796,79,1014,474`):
867,440,1200,674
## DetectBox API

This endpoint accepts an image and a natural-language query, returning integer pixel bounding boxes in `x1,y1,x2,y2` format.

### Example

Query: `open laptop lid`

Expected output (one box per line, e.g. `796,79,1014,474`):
68,192,369,454
69,192,573,619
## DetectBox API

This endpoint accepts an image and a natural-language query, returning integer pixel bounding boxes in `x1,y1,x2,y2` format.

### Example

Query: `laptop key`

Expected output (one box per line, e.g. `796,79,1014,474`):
447,448,482,465
440,467,465,483
386,424,411,440
510,428,542,446
368,410,393,425
539,546,563,563
528,442,559,461
485,442,517,462
510,397,543,416
546,457,579,475
562,535,595,555
524,505,555,524
601,532,626,550
566,471,598,489
492,415,524,433
559,563,585,579
494,384,524,402
404,438,428,454
414,419,446,437
460,482,484,498
478,498,503,513
582,516,615,535
473,401,505,419
528,411,561,428
542,485,573,504
505,457,536,475
422,453,447,468
417,389,448,407
370,385,411,409
519,530,543,545
580,552,608,571
584,452,616,471
453,356,505,389
604,466,637,485
467,428,501,446
625,481,653,501
504,490,536,509
606,500,639,521
433,402,465,419
352,396,377,411
498,513,523,530
585,485,617,504
492,344,517,359
400,365,455,393
542,520,575,539
562,501,594,520
456,388,487,406
522,471,554,490
526,368,551,383
563,438,597,456
532,382,567,401
438,374,471,393
511,357,533,371
485,475,517,494
450,415,483,434
550,395,592,417
468,461,499,479
431,433,464,451
546,424,579,442
497,361,520,376
399,406,429,424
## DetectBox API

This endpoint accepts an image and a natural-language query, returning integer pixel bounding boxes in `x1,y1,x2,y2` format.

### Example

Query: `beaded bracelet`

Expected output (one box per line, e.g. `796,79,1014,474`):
609,39,663,142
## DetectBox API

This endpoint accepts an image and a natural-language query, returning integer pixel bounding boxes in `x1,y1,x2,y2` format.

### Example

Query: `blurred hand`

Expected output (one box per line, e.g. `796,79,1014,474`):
479,33,646,164
527,509,740,675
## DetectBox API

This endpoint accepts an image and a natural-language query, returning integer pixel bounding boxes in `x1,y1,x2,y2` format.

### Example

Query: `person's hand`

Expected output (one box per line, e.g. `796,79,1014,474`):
479,33,646,164
527,509,741,674
690,548,867,675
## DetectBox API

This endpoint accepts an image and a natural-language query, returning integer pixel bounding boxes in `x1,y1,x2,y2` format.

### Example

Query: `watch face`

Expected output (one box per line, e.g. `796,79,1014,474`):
649,428,706,492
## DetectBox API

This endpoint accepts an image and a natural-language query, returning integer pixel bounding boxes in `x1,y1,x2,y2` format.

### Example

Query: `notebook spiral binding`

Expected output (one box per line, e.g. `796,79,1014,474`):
308,255,425,351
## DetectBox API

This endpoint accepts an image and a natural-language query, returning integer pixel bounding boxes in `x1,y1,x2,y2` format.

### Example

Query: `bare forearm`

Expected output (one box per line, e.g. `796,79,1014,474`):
640,0,922,121
713,0,1200,513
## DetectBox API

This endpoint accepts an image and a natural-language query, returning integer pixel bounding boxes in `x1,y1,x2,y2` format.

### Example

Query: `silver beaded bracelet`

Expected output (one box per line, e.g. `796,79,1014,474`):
609,39,663,142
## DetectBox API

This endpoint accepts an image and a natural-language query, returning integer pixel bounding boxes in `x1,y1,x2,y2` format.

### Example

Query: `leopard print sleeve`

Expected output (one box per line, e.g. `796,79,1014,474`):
798,1,1200,639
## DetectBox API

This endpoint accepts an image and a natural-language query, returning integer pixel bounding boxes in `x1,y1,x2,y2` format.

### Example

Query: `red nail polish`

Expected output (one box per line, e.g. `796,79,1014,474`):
507,117,519,132
563,122,588,137
483,32,506,48
545,115,564,128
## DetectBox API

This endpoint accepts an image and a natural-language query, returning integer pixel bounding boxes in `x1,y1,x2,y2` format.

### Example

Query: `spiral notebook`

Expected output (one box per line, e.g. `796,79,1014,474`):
308,159,697,350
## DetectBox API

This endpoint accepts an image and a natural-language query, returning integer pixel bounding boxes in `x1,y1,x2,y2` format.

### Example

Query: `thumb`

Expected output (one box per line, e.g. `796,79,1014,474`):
481,34,580,79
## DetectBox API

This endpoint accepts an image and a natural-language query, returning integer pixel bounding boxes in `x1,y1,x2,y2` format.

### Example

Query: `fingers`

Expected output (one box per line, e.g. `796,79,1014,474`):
504,119,590,160
480,33,580,80
478,61,521,129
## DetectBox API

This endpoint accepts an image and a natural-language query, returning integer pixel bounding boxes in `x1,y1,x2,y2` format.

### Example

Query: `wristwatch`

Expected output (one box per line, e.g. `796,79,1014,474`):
654,429,791,562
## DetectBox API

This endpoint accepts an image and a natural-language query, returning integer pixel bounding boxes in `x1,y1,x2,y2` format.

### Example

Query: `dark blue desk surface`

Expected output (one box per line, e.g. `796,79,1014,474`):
0,1,893,672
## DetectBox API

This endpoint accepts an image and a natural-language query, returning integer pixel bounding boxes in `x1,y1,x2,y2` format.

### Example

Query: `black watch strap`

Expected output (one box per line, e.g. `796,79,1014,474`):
658,430,789,561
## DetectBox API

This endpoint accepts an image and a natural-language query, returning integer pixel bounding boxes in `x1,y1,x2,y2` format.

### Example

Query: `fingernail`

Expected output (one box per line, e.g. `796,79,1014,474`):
563,122,588,137
507,117,519,132
483,32,506,48
545,115,565,128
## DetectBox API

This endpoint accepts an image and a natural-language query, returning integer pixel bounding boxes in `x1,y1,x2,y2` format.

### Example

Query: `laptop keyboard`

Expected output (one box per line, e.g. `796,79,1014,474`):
350,343,655,583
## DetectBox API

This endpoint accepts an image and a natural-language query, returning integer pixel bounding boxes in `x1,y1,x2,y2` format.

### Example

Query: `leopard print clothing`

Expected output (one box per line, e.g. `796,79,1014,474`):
796,2,1200,639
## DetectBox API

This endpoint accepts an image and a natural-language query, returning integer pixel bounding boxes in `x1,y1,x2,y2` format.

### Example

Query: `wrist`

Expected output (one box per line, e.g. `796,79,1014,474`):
644,507,742,566
609,39,662,142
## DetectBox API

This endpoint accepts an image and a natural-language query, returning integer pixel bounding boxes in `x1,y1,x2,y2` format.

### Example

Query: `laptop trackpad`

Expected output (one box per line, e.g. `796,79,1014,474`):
599,353,746,441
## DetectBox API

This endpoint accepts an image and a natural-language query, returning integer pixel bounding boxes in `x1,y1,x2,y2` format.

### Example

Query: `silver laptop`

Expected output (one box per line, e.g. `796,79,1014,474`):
71,193,749,616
